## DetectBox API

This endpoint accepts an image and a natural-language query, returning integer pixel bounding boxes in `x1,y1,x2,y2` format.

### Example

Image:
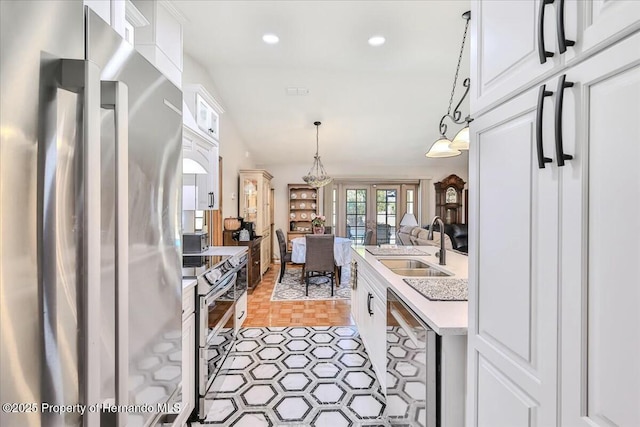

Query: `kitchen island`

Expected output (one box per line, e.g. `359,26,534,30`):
351,245,467,427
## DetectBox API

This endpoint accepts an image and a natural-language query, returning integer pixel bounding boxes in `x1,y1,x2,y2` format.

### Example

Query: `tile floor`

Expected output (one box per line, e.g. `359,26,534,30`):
195,326,387,426
190,265,388,426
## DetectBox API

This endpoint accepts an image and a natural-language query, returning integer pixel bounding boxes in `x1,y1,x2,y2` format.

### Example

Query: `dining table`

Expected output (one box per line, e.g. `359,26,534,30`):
291,236,353,285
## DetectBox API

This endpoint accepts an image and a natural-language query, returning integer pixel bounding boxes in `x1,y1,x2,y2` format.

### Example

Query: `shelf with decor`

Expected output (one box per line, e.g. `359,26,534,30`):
287,184,319,249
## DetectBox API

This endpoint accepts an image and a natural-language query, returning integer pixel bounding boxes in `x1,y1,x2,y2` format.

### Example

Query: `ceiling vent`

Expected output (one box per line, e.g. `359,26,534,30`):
286,87,309,96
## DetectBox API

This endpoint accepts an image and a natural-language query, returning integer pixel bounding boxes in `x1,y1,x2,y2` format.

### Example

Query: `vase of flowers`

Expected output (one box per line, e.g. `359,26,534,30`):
311,214,326,234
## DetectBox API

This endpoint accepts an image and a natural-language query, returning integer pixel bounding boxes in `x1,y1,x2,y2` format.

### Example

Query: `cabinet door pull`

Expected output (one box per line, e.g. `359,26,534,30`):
538,0,555,64
556,0,575,54
351,262,358,290
367,293,374,316
555,74,574,166
208,192,214,208
237,311,245,320
536,84,554,169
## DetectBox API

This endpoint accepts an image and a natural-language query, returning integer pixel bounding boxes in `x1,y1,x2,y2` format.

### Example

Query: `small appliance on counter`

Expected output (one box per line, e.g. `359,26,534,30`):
226,218,257,242
239,219,256,239
183,232,208,254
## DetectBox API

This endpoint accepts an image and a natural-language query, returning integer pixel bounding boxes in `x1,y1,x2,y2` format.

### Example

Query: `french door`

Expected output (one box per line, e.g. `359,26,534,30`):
340,184,417,245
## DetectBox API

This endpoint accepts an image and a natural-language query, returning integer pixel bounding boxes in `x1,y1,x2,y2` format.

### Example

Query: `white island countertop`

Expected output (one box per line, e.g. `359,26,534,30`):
352,245,468,336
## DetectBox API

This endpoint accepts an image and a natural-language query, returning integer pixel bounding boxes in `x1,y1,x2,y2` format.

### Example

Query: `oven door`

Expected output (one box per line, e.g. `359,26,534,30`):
387,289,437,427
198,271,236,391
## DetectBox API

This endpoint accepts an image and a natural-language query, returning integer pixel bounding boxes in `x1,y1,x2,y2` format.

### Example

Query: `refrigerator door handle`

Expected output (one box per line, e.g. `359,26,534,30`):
101,81,129,427
57,59,103,425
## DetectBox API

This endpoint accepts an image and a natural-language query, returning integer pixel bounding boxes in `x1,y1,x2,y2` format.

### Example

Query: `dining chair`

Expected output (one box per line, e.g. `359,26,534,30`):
276,229,293,281
363,229,373,245
304,234,337,296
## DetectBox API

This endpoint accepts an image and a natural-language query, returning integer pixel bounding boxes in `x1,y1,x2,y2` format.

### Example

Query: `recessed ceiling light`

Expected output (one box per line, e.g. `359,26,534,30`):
262,33,279,44
368,35,386,46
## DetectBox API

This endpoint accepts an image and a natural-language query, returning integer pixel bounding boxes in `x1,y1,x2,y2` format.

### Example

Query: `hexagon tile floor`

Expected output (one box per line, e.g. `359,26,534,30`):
193,326,388,427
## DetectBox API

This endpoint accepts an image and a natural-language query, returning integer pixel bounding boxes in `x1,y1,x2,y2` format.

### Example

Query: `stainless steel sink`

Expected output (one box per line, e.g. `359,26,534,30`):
378,258,451,277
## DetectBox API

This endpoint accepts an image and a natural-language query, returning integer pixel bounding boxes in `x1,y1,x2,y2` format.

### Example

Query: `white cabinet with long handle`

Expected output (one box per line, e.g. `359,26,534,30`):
469,3,640,424
472,0,640,115
557,32,640,427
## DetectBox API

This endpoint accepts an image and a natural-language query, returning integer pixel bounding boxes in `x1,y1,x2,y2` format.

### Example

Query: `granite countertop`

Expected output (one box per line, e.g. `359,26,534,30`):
403,278,468,301
354,245,468,335
365,246,429,256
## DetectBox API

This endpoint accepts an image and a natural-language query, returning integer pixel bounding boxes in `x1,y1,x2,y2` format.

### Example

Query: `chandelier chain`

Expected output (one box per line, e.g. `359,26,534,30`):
446,16,470,116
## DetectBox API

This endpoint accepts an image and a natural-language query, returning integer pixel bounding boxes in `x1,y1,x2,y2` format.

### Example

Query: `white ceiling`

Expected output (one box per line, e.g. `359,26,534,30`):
176,0,471,169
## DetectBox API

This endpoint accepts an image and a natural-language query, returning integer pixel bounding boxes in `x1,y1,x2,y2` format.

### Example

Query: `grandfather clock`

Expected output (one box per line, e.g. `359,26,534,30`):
434,174,466,224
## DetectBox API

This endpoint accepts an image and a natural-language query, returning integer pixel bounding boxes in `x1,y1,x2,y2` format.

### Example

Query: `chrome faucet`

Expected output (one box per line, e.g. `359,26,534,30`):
427,216,446,265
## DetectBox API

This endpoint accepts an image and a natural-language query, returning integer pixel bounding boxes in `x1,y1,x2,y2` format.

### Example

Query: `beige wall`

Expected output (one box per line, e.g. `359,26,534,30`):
182,53,255,218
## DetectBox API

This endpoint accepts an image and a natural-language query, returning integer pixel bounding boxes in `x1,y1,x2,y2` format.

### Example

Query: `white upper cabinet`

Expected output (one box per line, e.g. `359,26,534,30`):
471,0,561,114
84,0,126,36
184,84,224,141
563,0,640,64
132,0,185,88
196,94,219,139
472,0,640,114
181,85,223,211
182,126,218,211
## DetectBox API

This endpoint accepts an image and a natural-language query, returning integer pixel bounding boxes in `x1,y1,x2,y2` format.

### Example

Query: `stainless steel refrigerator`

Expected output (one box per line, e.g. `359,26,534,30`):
1,2,183,426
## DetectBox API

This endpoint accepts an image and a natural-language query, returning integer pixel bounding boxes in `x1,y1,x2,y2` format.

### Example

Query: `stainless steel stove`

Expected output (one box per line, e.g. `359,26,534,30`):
192,251,248,421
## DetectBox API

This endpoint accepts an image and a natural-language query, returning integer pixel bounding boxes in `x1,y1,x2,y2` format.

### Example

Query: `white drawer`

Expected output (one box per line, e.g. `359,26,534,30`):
235,291,248,331
182,284,196,320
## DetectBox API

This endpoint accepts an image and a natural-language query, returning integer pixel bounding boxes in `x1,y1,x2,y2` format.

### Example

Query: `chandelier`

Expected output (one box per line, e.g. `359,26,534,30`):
426,11,473,158
302,121,332,188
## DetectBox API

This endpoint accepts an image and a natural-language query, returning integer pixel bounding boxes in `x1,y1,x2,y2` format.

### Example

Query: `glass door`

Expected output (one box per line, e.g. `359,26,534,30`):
336,183,418,243
375,187,398,244
345,188,368,244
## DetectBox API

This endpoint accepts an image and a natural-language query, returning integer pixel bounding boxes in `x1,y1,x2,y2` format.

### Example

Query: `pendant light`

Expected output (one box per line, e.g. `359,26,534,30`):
302,121,332,188
426,11,472,158
449,121,470,151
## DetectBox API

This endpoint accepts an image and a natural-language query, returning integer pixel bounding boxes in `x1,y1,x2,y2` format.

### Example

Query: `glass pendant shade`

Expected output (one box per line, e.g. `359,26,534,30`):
449,126,470,150
425,136,461,158
302,121,332,188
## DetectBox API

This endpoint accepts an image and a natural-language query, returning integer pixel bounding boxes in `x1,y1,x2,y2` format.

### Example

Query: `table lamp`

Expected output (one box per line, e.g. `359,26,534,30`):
397,213,418,245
